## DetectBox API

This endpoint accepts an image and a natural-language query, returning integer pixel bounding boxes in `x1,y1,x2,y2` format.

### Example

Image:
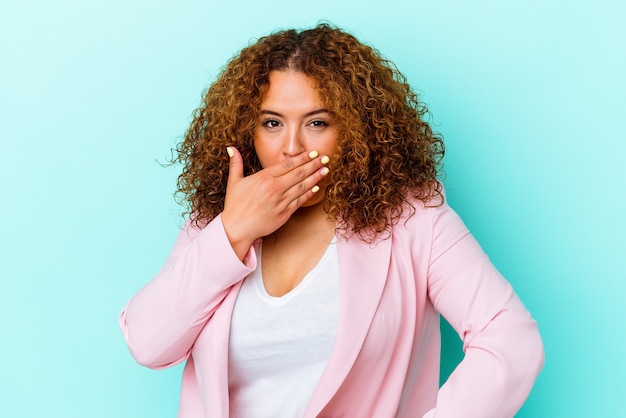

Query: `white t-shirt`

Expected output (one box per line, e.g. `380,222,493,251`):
228,240,340,418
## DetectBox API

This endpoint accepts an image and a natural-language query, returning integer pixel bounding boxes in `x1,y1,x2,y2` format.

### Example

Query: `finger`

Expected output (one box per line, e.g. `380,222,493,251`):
277,153,331,193
286,173,327,210
270,150,321,177
283,164,330,204
226,146,244,185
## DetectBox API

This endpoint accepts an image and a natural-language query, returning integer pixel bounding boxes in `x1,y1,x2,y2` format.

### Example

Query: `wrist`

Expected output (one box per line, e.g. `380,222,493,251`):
221,213,255,262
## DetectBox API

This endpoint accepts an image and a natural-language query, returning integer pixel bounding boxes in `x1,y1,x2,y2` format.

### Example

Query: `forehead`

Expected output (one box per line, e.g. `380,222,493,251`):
260,71,322,104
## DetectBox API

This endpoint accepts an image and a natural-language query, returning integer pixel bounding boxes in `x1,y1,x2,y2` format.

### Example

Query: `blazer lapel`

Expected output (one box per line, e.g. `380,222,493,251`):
304,232,392,417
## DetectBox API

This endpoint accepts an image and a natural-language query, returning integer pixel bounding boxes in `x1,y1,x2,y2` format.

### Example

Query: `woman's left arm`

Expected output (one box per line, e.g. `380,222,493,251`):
424,202,544,418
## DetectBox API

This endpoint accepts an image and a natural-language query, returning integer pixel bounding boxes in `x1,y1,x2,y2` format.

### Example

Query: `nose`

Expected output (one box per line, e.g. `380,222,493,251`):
283,126,305,157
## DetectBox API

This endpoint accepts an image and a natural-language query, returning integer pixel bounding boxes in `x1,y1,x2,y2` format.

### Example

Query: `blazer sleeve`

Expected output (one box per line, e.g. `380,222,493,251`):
423,202,544,418
118,214,256,369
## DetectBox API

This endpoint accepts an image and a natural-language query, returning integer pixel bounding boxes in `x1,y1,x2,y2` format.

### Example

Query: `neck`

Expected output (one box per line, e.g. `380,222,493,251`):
271,200,335,241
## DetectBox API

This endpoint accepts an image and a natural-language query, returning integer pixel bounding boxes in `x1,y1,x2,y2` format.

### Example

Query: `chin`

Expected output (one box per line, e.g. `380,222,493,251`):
300,194,326,209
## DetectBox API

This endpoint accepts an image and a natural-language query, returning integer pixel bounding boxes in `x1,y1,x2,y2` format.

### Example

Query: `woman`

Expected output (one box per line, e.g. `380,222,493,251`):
120,24,544,417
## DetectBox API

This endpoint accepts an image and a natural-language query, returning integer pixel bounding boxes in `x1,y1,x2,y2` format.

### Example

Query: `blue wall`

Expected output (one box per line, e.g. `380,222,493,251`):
1,1,624,416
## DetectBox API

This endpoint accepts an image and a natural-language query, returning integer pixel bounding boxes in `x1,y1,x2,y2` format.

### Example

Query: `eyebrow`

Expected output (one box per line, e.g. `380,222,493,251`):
259,109,330,118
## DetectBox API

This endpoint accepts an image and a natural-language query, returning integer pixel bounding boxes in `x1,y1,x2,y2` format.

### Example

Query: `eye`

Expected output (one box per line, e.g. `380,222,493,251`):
308,119,329,128
262,119,281,129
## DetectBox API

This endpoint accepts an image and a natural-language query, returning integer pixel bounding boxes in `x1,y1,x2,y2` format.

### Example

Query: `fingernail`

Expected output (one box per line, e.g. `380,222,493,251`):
226,147,234,158
312,185,320,193
309,150,319,159
321,167,329,176
321,155,330,164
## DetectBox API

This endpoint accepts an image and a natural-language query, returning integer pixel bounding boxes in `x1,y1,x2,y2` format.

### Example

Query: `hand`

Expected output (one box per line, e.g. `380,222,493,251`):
221,146,330,260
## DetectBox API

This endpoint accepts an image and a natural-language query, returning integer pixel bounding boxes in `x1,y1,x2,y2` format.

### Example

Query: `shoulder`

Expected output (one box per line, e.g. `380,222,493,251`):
395,186,452,228
392,188,469,247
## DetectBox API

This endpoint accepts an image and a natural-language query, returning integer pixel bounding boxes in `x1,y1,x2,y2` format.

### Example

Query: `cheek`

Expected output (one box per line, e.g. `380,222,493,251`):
318,130,340,155
252,138,282,169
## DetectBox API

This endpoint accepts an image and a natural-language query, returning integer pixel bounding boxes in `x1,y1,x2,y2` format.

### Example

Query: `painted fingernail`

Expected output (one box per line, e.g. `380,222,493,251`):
312,185,320,193
321,155,330,164
226,147,234,157
321,167,329,176
309,150,319,159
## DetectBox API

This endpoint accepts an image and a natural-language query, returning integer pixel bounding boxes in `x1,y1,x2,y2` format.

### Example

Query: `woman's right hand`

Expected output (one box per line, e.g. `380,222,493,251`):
221,146,329,260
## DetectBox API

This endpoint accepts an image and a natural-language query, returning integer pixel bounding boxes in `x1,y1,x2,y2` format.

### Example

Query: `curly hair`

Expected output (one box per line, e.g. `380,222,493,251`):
174,23,444,242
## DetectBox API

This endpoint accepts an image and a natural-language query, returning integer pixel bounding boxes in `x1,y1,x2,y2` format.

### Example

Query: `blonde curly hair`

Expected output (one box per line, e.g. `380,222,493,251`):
174,23,444,242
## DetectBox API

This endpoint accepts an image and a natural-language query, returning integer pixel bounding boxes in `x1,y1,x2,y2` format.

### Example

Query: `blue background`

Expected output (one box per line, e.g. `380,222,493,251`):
1,1,624,416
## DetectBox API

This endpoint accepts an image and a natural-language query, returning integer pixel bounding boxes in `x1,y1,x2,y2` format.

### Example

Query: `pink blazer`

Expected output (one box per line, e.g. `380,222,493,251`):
120,198,544,418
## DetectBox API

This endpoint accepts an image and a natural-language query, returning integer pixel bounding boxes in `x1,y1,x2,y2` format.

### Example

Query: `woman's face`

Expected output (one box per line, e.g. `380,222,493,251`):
254,70,339,205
